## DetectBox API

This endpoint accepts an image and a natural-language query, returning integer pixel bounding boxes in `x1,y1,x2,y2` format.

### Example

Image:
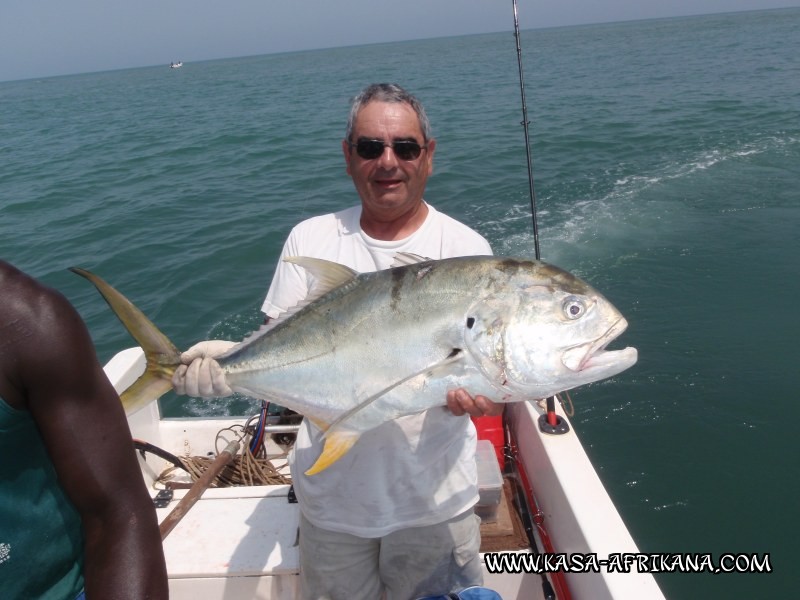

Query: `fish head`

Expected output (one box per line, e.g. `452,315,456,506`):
464,261,638,400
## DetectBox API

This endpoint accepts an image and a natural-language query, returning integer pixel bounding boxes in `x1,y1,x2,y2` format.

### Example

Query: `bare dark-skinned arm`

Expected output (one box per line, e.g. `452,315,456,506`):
7,270,168,599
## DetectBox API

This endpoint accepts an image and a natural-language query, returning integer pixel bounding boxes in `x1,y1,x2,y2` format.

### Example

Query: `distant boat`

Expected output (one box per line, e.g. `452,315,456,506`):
169,61,183,69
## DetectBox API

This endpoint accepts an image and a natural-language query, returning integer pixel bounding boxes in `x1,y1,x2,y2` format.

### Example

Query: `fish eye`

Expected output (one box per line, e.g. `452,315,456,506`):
563,297,585,320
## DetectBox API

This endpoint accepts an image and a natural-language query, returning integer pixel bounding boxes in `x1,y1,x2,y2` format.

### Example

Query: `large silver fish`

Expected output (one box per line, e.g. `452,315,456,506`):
72,255,637,474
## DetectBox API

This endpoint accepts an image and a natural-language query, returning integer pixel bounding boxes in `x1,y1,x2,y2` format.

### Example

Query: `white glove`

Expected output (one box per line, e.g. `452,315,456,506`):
172,340,237,397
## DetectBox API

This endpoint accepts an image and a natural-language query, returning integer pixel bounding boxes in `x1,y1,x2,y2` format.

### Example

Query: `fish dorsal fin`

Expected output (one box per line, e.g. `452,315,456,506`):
390,252,432,267
257,257,361,332
323,350,465,434
284,256,359,297
305,429,360,475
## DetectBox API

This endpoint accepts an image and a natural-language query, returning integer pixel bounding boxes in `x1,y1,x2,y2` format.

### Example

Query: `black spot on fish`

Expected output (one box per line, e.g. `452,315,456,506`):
496,258,533,272
466,317,475,329
389,268,405,310
415,265,434,281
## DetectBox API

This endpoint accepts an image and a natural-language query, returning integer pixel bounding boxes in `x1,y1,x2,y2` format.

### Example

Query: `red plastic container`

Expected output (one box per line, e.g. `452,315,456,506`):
472,414,504,467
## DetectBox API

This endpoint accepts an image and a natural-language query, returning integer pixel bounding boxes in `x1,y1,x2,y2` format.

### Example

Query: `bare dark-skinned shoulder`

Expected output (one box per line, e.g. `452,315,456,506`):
0,260,169,599
0,260,92,410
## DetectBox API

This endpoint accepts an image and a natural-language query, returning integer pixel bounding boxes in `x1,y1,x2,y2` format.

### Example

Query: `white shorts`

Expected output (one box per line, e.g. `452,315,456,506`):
299,509,483,600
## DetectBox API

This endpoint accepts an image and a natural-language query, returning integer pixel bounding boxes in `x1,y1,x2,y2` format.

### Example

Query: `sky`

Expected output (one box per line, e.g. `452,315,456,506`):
1,0,797,82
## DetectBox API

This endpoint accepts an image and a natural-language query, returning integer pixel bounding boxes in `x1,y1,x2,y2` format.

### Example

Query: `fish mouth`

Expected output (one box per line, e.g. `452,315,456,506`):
562,317,638,374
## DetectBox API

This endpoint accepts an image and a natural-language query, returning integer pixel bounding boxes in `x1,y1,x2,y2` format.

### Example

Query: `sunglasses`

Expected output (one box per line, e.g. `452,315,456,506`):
348,138,427,161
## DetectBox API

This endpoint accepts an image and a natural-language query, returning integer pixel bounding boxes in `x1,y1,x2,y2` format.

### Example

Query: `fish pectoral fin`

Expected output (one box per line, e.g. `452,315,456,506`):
306,351,466,475
324,350,466,431
304,430,360,475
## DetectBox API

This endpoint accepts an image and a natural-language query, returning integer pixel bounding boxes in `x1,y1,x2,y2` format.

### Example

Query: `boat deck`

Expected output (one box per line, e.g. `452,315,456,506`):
130,404,534,598
154,482,538,600
158,486,299,579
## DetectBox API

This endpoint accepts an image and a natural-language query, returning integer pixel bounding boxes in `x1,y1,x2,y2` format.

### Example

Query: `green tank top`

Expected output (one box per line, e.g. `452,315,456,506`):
0,395,85,599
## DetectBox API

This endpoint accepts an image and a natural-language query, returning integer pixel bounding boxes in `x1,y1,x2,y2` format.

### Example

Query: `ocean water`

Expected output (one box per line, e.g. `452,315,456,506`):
2,8,798,598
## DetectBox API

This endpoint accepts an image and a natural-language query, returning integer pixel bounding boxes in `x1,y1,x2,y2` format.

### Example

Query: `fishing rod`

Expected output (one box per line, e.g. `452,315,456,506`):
507,7,571,597
511,1,566,430
512,0,541,261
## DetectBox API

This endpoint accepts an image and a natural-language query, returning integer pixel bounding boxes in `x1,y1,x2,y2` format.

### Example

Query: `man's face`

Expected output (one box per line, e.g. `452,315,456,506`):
342,101,436,223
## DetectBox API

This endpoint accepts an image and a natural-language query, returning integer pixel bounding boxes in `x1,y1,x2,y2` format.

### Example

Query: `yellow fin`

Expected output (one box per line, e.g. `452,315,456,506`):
120,373,174,416
70,267,181,415
304,430,360,476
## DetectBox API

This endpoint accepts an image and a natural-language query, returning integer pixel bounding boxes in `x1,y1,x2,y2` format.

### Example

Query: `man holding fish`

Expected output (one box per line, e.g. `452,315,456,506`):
174,83,500,599
69,81,635,599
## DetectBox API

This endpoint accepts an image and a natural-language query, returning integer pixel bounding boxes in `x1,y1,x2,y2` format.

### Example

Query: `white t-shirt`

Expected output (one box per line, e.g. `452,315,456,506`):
262,203,493,537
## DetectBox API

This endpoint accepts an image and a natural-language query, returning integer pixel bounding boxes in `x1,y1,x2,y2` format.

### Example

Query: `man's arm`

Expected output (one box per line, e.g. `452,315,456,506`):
12,276,168,598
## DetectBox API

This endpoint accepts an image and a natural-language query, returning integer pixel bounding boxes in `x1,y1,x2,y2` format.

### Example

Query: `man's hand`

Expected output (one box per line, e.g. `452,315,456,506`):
446,388,504,417
172,340,237,397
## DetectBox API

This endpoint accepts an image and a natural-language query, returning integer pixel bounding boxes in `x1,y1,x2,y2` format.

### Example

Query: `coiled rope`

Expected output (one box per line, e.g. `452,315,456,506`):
155,422,292,488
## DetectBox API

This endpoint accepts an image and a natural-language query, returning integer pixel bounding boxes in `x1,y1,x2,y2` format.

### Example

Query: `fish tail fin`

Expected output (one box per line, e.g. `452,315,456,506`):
70,267,181,415
304,430,360,475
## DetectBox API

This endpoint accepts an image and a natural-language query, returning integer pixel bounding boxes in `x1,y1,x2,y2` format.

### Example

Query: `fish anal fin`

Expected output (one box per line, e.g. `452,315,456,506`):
304,430,360,475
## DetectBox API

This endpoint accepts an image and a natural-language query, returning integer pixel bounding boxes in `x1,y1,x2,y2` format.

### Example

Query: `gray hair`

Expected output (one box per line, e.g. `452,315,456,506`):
344,83,432,142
